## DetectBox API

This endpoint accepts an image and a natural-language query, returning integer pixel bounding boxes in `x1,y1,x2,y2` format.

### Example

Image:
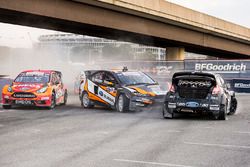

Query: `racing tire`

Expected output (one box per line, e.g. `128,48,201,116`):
49,92,56,109
162,105,174,119
215,104,227,120
228,97,237,115
81,92,94,108
116,94,129,112
62,90,68,105
2,105,11,109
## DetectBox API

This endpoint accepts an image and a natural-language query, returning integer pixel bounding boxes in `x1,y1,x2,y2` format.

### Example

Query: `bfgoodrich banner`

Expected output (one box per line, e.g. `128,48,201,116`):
184,60,250,79
232,79,250,93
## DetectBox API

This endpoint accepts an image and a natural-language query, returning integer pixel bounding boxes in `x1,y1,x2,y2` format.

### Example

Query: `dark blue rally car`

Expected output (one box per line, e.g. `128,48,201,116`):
163,72,237,120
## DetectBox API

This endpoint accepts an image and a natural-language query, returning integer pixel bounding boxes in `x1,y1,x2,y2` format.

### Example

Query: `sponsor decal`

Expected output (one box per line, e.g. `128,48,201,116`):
186,102,199,107
156,66,172,75
234,83,250,89
4,95,9,99
201,103,209,107
178,80,212,87
168,102,176,108
14,84,41,88
13,94,36,98
41,97,50,100
87,79,115,105
26,72,45,76
195,63,246,73
15,100,32,105
99,91,104,96
103,94,115,104
21,87,30,91
177,102,185,106
210,105,220,110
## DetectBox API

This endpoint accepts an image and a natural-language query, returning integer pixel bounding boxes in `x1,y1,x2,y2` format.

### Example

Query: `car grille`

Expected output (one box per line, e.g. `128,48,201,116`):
12,92,36,98
178,88,209,99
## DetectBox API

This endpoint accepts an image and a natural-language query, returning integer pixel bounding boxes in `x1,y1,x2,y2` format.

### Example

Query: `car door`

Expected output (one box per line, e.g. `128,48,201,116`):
89,71,116,106
102,72,118,98
52,72,64,102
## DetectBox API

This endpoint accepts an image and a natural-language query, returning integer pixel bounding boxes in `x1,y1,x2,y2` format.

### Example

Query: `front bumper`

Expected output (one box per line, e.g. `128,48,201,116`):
2,93,52,107
129,95,165,111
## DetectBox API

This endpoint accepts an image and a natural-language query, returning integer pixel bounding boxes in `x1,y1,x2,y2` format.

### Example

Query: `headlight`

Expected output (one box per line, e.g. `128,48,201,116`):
7,86,13,92
37,86,48,93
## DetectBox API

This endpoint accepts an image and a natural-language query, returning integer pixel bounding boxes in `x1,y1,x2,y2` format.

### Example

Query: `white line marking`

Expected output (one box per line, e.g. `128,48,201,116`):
113,159,195,167
166,130,182,133
0,109,14,113
201,127,213,129
184,141,250,149
234,131,250,134
0,110,8,113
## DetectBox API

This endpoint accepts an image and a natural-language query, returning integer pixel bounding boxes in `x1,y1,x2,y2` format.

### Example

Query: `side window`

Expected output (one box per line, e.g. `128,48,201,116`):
51,73,56,85
103,73,117,86
56,73,62,84
51,73,60,85
91,72,104,84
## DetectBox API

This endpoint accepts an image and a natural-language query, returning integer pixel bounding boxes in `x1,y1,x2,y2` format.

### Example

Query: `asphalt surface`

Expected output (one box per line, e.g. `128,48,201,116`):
0,94,249,167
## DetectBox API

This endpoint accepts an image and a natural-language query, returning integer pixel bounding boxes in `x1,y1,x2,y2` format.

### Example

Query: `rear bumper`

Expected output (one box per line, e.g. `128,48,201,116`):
164,99,221,114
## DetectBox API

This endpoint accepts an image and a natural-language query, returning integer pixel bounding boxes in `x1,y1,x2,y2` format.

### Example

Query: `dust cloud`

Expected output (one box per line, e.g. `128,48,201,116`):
0,33,172,93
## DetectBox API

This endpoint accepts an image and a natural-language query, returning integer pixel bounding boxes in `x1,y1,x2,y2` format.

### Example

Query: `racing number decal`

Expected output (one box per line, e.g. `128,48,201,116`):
87,80,115,105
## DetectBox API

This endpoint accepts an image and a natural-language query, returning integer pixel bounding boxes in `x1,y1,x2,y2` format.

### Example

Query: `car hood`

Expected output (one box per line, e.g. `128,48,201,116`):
127,84,166,96
12,83,45,92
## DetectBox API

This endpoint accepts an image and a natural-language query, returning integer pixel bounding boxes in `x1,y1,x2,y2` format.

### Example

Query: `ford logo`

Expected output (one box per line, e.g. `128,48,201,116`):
186,102,199,108
99,91,103,96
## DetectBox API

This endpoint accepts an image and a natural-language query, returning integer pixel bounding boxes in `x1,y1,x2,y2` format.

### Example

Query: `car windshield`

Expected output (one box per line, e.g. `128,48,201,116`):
14,72,50,83
117,71,156,86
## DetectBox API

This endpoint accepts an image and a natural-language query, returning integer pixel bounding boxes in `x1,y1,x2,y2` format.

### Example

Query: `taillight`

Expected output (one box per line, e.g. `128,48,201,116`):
169,84,175,93
212,85,220,95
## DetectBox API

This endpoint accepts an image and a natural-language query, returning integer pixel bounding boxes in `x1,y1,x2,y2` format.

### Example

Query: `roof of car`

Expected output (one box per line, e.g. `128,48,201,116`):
82,70,140,74
21,70,61,74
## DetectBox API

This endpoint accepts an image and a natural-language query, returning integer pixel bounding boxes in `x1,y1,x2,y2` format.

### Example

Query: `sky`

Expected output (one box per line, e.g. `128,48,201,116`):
166,0,250,28
0,0,249,48
0,23,58,48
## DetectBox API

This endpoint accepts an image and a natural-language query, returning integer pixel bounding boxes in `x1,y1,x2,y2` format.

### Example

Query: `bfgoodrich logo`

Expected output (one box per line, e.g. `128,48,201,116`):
195,63,246,73
234,83,250,88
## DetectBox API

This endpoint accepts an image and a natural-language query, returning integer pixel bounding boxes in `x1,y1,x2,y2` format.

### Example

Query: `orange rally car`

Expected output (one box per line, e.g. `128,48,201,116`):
1,70,67,109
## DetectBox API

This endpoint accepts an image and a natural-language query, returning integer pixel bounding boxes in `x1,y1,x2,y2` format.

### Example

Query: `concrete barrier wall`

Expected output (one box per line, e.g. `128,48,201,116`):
92,59,250,92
